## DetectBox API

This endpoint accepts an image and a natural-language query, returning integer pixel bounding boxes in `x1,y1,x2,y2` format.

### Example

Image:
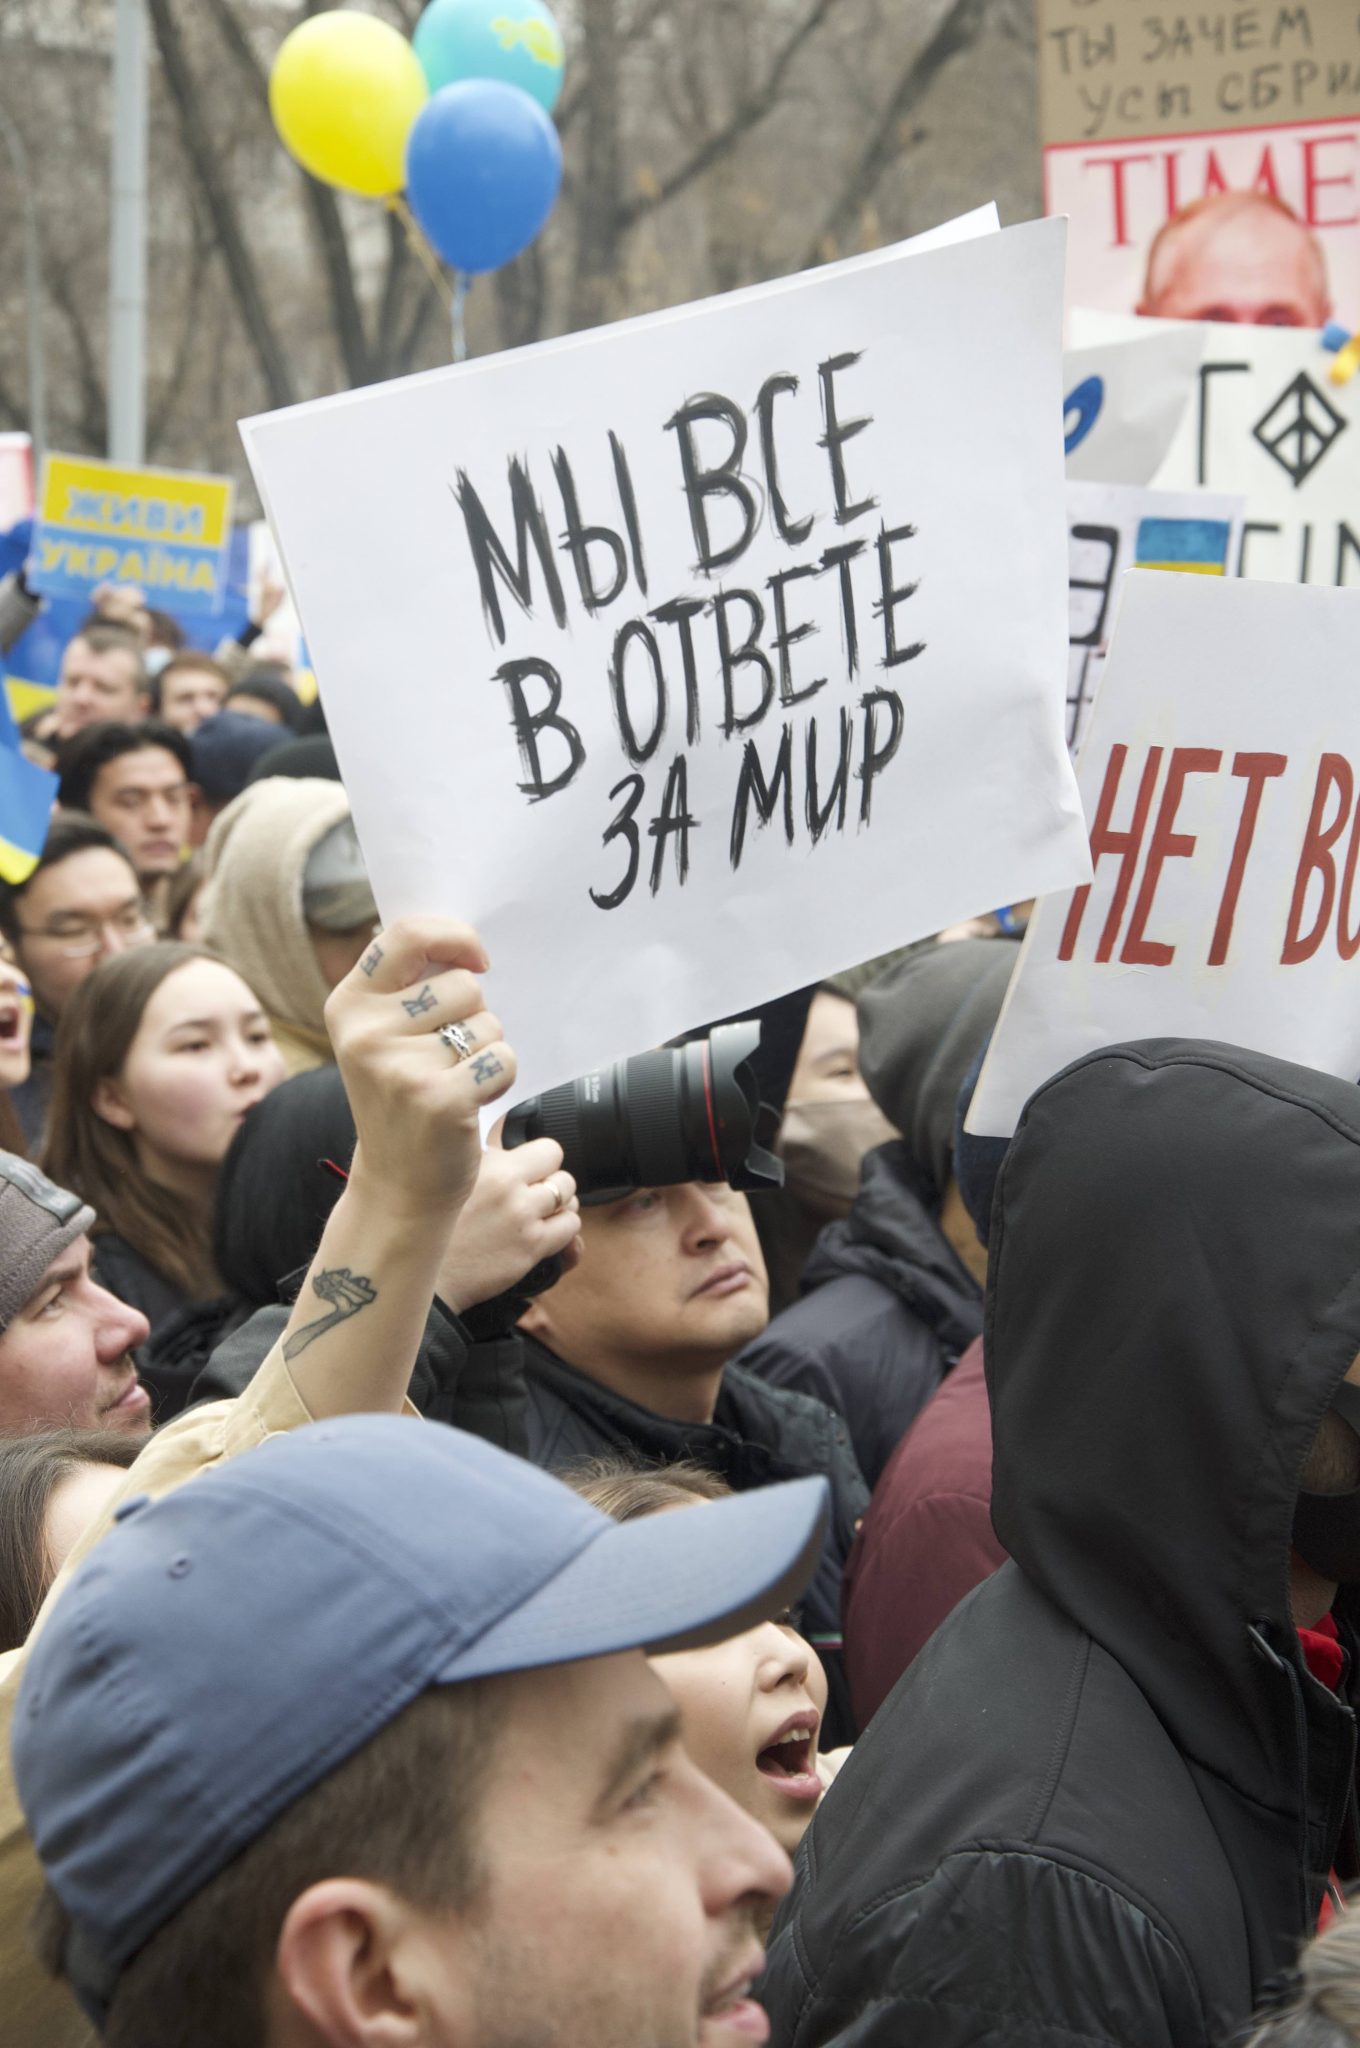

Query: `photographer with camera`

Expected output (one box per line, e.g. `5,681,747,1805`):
506,1029,869,1743
191,1021,867,1738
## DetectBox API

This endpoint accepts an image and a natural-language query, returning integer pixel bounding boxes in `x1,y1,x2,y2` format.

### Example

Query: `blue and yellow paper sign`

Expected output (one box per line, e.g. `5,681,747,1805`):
1134,516,1233,577
30,454,235,617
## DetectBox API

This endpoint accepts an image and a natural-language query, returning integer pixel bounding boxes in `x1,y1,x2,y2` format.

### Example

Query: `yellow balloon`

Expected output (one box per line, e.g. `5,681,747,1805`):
270,11,428,198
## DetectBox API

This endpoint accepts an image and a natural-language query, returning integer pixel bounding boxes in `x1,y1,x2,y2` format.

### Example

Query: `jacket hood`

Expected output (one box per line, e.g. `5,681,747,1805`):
858,937,1019,1204
987,1038,1360,1811
201,778,351,1041
801,1141,981,1357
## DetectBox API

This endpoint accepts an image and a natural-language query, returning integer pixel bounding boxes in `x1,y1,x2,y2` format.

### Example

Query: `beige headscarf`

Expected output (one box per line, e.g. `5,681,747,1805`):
201,778,353,1075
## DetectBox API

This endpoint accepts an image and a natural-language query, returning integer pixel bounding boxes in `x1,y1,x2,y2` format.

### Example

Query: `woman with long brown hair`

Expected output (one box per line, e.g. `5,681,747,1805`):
41,941,286,1336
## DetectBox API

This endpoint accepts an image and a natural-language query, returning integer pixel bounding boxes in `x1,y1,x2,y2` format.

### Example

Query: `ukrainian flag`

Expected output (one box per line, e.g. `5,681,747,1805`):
1134,517,1232,576
0,667,57,884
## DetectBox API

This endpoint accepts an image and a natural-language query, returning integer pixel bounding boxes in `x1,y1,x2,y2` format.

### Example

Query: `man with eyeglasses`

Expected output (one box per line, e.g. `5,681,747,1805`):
55,720,194,923
0,817,155,1148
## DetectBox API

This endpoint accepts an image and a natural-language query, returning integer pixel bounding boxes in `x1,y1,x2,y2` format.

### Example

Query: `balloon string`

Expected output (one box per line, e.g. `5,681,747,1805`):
452,272,470,365
387,194,454,313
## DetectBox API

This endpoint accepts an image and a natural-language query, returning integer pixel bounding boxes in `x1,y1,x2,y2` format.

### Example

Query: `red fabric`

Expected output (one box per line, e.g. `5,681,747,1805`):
1296,1613,1344,1929
843,1338,1006,1728
1298,1612,1344,1693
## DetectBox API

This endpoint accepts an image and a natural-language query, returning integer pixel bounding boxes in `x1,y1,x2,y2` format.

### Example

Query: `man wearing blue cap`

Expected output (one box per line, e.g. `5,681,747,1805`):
0,908,554,2045
15,1412,821,2048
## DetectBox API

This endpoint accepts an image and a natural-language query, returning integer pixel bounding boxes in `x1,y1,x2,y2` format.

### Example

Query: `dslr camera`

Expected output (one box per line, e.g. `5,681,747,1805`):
502,1022,783,1205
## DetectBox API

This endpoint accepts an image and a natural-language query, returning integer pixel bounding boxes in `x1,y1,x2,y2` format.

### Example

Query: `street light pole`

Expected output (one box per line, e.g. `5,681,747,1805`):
108,0,148,464
0,106,48,471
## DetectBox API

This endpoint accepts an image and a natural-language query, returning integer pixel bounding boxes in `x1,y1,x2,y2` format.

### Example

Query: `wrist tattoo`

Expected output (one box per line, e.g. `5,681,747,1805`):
403,984,438,1017
470,1051,504,1084
283,1267,379,1361
360,943,383,978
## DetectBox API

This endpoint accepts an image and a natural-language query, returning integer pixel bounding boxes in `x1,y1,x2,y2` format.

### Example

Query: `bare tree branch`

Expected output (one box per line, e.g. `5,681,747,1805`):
146,211,213,454
395,270,444,375
374,204,414,373
568,0,624,329
615,0,837,228
803,0,989,265
198,0,371,385
143,0,297,406
44,256,106,450
557,0,669,133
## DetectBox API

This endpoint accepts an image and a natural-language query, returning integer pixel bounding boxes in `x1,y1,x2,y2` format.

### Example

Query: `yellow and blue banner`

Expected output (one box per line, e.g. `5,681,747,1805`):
1134,516,1233,577
0,741,57,885
30,454,235,618
0,630,56,882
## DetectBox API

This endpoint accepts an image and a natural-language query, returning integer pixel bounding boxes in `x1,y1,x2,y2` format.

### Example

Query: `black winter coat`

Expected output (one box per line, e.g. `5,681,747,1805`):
519,1335,870,1743
735,1142,982,1488
763,1040,1360,2048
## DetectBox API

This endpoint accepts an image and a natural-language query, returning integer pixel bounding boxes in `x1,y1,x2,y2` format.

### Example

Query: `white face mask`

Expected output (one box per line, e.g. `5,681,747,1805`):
775,1098,897,1218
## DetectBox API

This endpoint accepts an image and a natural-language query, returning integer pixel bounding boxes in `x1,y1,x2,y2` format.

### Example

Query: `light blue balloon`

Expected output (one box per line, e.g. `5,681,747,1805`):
414,0,565,114
406,80,563,275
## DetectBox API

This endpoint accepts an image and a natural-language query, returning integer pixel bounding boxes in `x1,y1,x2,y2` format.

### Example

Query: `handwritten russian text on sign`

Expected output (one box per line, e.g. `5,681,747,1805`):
968,570,1360,1136
32,455,235,616
243,216,1089,1109
1039,0,1360,319
1065,480,1244,749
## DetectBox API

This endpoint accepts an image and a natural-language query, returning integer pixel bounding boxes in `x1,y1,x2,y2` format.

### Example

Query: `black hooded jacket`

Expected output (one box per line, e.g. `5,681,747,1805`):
762,1040,1360,2048
734,1142,982,1488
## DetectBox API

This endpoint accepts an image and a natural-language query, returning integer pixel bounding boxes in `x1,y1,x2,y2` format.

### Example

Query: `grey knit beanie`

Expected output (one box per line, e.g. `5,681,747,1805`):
0,1154,95,1333
857,938,1020,1206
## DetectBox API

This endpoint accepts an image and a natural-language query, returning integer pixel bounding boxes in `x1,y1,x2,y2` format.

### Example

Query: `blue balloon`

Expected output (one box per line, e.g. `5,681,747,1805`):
406,81,562,275
403,81,557,276
414,0,564,114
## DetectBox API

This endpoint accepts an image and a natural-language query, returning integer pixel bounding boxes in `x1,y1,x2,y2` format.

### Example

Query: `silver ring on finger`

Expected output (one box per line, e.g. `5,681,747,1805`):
546,1174,566,1215
438,1021,476,1063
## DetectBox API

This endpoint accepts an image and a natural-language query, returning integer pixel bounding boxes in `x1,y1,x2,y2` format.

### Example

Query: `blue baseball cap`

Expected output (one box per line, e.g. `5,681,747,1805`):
12,1415,828,2024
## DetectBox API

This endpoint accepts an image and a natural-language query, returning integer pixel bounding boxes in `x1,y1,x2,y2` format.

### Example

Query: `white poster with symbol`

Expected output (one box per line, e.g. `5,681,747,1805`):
1064,329,1203,484
243,215,1090,1112
1071,312,1360,588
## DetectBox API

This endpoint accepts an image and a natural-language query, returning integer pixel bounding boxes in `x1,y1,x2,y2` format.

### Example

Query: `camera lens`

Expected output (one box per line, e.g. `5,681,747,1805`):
502,1023,783,1203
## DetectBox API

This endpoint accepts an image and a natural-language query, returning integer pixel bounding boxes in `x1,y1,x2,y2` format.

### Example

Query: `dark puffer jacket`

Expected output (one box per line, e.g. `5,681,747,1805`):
763,1040,1360,2048
520,1334,869,1743
734,1142,982,1488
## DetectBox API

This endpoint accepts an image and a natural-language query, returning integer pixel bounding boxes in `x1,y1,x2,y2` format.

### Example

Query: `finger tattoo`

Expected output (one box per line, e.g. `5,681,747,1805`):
403,984,438,1018
360,943,383,978
470,1051,505,1084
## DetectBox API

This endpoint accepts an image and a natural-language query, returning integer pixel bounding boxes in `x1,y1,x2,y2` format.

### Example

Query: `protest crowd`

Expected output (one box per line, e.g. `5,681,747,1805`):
7,1,1360,2045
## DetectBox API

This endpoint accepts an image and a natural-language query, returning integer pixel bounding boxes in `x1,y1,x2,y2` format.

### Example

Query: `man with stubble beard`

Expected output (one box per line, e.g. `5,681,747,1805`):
0,1155,151,1437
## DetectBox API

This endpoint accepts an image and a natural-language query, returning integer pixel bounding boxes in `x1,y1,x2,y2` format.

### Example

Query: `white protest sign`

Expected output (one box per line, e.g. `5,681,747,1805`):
1065,479,1244,749
968,570,1360,1136
1072,310,1360,587
1064,329,1203,483
243,215,1089,1109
